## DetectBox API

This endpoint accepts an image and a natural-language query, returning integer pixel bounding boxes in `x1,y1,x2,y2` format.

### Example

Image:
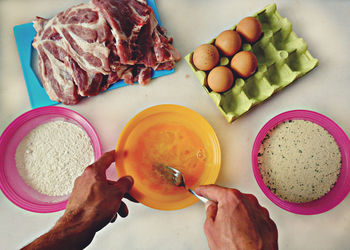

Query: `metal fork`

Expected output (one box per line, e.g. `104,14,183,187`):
154,164,209,203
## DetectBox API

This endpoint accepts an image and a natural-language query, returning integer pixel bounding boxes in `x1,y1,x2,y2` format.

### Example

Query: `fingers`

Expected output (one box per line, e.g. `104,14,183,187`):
108,177,136,224
203,200,217,237
195,184,233,202
113,176,134,194
118,201,129,218
205,200,218,221
89,150,116,177
124,192,139,203
243,193,270,218
108,180,138,202
110,201,129,223
242,193,260,212
240,192,278,245
203,201,217,240
110,214,117,223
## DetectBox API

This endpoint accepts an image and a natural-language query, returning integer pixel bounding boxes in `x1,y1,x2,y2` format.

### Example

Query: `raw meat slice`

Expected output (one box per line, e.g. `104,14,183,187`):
68,58,104,96
93,0,180,70
92,0,152,65
33,16,106,104
137,67,152,85
152,26,181,66
33,18,81,104
53,2,113,74
106,64,129,85
134,9,158,68
120,65,152,85
36,43,81,104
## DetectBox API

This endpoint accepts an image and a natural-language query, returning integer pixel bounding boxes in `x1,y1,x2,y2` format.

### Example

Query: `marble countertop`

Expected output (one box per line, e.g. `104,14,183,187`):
1,0,350,249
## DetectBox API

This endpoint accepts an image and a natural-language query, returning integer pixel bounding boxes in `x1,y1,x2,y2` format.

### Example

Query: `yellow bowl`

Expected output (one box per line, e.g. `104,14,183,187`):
115,104,221,210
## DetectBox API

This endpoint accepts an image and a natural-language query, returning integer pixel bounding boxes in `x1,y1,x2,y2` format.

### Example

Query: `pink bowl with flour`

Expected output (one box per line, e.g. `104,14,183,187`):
252,110,350,215
0,107,102,213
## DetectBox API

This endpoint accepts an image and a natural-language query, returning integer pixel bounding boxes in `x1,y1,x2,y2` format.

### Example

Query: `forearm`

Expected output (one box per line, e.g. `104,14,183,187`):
22,228,81,250
22,213,95,250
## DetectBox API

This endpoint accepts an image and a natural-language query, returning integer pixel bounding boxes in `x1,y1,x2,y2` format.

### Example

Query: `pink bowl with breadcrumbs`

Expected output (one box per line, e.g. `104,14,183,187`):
252,110,350,215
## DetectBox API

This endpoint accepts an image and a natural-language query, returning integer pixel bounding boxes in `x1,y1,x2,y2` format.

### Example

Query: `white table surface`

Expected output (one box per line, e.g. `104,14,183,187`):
1,0,350,249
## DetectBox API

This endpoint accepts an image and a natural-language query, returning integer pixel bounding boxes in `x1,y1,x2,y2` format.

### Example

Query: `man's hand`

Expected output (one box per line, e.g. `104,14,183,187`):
195,185,278,250
61,150,134,228
23,150,134,250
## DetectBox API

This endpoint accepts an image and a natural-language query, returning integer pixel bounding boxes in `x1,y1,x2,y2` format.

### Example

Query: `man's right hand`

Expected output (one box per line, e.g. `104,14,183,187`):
196,185,278,250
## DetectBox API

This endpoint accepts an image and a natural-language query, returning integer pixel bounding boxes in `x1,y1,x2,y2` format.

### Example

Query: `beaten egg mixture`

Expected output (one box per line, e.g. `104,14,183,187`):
125,123,206,195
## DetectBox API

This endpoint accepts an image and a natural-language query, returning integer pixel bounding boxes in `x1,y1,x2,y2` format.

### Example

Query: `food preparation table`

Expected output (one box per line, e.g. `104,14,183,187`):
1,0,349,249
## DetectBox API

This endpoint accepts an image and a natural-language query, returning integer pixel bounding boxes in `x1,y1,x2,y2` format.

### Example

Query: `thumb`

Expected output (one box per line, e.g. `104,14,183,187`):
92,150,116,176
205,200,218,222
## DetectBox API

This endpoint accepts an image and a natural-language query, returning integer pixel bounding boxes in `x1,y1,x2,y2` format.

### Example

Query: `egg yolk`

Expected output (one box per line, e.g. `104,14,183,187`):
129,123,206,195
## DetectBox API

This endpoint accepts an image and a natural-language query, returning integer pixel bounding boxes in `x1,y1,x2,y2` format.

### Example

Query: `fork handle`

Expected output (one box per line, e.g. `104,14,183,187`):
188,188,209,203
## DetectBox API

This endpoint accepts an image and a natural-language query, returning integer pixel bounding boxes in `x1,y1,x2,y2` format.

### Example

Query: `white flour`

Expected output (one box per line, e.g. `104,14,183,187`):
15,120,94,196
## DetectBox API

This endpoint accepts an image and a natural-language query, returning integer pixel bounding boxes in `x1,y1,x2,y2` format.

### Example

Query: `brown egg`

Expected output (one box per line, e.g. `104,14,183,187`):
207,66,234,93
193,44,220,71
215,30,242,57
236,17,262,43
230,51,257,78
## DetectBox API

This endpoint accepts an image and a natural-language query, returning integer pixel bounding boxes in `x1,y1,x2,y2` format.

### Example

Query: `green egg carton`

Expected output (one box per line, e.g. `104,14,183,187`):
185,3,319,123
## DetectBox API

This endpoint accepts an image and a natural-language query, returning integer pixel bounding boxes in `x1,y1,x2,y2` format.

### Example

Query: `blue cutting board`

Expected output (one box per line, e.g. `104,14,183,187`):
13,0,174,108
